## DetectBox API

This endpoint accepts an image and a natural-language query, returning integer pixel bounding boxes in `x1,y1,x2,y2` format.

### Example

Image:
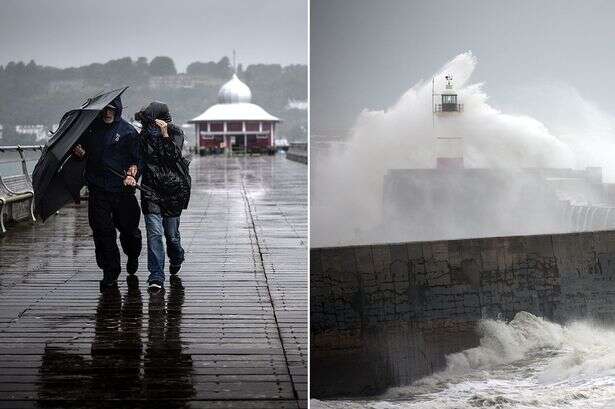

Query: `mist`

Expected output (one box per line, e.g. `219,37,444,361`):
311,52,615,247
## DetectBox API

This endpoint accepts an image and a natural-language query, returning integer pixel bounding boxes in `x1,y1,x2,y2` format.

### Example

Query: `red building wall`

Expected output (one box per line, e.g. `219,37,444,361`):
196,121,275,151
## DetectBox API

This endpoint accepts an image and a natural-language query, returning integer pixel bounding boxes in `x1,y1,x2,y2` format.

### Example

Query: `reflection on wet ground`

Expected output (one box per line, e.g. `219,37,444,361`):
0,156,307,408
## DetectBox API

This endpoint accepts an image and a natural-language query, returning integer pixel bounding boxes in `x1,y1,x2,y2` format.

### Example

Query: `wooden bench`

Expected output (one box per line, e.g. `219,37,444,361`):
0,174,36,234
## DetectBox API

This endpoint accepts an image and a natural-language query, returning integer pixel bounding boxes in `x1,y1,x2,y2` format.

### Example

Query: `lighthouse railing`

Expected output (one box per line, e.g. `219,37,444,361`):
434,103,464,113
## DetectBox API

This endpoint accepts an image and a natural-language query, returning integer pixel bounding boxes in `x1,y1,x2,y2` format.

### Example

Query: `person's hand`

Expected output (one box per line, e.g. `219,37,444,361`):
155,119,169,138
127,165,138,178
72,144,86,159
124,175,137,187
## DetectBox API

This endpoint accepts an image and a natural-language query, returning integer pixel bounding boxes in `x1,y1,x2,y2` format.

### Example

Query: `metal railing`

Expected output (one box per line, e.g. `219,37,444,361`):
0,145,44,181
0,145,42,233
434,103,464,113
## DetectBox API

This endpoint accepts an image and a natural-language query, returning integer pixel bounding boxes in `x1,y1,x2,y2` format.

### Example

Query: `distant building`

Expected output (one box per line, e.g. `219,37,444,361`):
149,74,220,89
189,74,280,155
285,99,308,110
16,125,48,141
0,124,3,140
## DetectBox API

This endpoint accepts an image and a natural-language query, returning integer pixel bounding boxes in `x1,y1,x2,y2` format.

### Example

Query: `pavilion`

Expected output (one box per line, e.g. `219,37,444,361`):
189,73,280,155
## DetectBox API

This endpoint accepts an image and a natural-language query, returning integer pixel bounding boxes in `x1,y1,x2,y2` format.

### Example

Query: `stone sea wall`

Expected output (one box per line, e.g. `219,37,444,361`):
310,230,615,397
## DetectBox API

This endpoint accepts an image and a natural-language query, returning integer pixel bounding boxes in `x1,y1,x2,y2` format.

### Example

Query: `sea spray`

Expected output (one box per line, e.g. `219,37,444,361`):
312,52,615,247
384,312,564,399
538,320,615,383
313,312,615,408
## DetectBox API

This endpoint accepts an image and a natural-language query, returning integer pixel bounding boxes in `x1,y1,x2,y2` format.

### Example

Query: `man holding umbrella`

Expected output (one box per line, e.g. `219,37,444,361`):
72,95,142,292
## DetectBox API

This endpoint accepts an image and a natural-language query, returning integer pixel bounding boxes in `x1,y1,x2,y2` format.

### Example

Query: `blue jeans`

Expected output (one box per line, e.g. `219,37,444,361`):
144,214,184,284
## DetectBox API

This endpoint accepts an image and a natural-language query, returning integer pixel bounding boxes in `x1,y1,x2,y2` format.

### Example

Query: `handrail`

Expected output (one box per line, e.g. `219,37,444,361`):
0,145,44,152
434,103,464,113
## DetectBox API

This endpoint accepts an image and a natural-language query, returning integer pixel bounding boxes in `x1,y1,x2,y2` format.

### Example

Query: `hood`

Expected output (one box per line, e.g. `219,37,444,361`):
136,101,172,124
104,95,123,122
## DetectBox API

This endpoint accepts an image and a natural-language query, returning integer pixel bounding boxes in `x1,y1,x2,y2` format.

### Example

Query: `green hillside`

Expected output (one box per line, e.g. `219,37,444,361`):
0,56,307,145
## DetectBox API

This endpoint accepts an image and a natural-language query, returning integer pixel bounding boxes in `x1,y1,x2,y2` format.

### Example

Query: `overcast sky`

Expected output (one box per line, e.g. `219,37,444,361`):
312,0,615,133
0,0,306,71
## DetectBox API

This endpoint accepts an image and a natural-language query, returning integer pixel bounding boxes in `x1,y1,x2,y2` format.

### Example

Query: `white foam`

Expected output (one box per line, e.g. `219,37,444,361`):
315,312,615,408
312,52,615,246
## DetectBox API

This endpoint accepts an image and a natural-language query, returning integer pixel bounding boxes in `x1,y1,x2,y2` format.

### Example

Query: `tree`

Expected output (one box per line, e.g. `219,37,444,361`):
0,56,306,147
186,61,216,76
149,56,177,76
186,57,233,78
104,57,134,79
136,57,148,73
216,57,232,77
25,60,37,73
245,64,283,85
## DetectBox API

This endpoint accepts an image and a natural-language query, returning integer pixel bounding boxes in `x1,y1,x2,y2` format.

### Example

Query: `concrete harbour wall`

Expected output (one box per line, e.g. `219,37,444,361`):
310,230,615,397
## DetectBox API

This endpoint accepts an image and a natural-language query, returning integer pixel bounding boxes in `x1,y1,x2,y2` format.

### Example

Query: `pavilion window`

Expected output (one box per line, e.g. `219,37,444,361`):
246,122,260,132
227,122,242,132
262,122,271,131
210,122,224,132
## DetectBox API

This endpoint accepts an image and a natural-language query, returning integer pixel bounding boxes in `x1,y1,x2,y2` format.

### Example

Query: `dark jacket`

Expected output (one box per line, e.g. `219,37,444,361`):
80,95,140,193
137,102,191,217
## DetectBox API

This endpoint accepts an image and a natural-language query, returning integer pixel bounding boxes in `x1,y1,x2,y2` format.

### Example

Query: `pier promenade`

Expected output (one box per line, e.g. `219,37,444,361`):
0,155,307,408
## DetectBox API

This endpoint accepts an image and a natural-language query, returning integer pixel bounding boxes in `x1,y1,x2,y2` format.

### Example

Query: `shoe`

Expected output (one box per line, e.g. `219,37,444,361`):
126,274,139,289
126,257,139,275
169,274,184,289
169,264,181,276
148,280,163,293
99,280,119,293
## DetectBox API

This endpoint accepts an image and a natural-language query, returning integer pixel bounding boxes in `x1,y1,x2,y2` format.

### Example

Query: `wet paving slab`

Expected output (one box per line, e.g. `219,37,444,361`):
0,156,307,408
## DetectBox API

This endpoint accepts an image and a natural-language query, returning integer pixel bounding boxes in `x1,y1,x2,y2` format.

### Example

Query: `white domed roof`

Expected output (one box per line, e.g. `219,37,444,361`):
217,74,252,104
189,102,280,123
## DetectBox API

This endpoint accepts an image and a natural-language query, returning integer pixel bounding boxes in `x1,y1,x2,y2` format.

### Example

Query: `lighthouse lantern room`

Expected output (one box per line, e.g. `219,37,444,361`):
433,75,464,169
435,75,463,113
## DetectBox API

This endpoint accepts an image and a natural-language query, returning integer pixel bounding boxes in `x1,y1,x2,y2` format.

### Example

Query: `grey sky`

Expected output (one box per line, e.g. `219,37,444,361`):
311,0,615,133
0,0,306,71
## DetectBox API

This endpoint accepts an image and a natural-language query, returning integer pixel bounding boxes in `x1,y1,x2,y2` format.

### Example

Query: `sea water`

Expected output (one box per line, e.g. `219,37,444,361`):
312,312,615,409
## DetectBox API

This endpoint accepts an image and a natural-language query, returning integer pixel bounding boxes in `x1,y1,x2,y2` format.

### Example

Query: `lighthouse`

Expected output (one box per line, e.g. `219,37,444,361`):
433,75,463,169
436,75,463,113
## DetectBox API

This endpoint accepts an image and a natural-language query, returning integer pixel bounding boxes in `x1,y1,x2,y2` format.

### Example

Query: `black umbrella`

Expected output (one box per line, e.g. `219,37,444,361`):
32,87,129,221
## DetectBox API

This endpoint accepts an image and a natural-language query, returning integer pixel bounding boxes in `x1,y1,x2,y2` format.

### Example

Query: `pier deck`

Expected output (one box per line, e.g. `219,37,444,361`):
0,156,307,408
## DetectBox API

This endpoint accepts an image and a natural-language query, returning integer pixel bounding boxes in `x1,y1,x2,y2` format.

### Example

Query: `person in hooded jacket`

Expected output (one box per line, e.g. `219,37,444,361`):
135,101,191,292
72,96,142,292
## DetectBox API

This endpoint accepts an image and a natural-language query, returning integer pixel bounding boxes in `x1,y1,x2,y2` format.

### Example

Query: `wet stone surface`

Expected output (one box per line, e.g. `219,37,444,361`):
310,230,615,397
0,156,307,408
